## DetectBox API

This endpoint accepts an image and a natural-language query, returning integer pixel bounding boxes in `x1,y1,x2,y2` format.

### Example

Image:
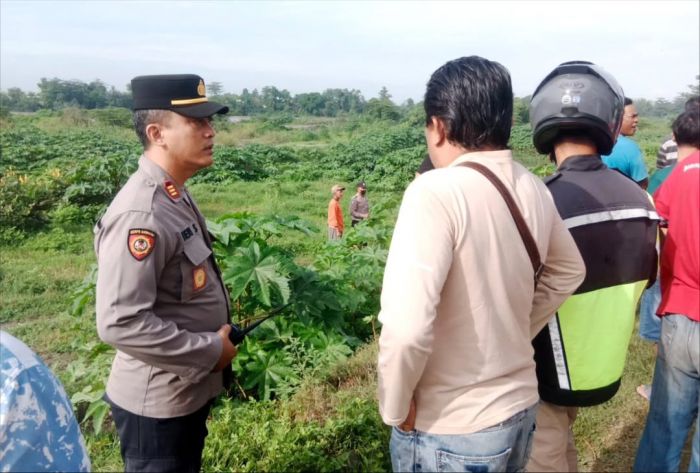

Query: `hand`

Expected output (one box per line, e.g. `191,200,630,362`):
212,324,237,372
398,398,416,432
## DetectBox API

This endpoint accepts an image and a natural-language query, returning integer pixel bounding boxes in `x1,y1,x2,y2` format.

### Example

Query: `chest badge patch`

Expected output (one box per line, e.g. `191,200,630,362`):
164,180,181,201
128,229,156,261
193,266,207,291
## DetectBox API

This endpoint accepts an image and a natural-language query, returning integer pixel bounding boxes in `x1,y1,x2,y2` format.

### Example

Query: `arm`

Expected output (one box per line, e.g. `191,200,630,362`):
335,202,344,233
630,142,649,186
328,200,338,229
350,196,360,220
529,208,586,338
377,183,453,426
95,211,223,384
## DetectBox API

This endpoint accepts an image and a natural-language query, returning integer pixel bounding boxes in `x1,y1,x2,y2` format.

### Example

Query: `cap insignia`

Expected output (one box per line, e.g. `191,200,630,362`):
128,229,156,261
197,79,206,97
164,180,181,201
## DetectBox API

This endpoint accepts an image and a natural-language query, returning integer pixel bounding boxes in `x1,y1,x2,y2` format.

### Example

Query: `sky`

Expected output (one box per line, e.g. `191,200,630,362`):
1,0,699,102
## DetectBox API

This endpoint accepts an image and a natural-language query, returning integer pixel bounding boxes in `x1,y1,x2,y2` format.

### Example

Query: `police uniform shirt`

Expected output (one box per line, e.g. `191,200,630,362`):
95,155,230,418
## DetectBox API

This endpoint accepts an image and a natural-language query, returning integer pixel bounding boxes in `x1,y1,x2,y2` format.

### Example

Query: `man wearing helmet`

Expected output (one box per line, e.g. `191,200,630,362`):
527,62,659,471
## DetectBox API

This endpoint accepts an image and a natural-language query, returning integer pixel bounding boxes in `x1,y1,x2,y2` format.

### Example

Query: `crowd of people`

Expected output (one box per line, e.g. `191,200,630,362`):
0,61,697,472
377,58,698,473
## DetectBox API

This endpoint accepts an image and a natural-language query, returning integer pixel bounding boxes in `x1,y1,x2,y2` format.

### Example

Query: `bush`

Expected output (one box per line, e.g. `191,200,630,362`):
192,144,299,183
89,107,132,128
202,344,390,472
0,167,67,231
321,124,424,182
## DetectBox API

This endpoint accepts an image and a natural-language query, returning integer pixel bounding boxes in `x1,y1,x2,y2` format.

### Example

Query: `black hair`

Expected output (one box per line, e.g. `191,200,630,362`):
417,154,434,174
624,97,634,106
424,56,513,150
133,109,172,148
685,95,700,111
672,109,700,148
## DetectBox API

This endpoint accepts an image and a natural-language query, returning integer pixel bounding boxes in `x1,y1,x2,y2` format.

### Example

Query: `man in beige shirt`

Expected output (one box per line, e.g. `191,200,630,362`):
377,56,586,472
95,75,237,472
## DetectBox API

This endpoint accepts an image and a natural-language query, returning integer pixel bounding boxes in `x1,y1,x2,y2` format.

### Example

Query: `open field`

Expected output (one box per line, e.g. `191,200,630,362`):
0,110,693,471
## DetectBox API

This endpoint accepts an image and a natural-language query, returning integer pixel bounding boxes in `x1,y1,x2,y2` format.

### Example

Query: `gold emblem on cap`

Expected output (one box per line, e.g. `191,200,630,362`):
197,79,206,97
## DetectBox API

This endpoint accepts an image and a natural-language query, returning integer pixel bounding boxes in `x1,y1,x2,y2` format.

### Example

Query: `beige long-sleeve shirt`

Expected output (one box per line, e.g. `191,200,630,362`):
377,150,585,434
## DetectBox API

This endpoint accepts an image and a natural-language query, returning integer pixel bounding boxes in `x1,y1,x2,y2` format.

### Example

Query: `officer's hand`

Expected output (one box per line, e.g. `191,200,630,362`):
213,324,237,372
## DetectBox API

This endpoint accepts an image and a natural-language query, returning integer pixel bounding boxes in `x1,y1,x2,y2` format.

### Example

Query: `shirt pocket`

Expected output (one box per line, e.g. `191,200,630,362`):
180,236,212,302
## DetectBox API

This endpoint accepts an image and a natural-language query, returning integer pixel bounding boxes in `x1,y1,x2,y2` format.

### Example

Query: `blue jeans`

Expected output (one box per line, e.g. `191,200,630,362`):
633,314,700,472
639,280,662,342
390,403,537,472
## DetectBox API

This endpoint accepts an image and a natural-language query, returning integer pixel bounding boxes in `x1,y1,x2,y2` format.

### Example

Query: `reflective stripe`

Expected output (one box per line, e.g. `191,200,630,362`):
564,208,659,229
547,315,570,390
170,97,208,105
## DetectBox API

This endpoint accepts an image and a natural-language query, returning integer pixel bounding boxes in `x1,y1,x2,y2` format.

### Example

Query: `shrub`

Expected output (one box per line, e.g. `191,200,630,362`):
89,107,132,128
0,167,67,231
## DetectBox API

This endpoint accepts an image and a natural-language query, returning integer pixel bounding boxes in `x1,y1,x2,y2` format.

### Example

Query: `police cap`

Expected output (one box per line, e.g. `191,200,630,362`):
131,74,229,118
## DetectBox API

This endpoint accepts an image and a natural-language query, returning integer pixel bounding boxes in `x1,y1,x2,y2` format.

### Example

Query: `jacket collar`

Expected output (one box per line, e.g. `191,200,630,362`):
557,154,606,172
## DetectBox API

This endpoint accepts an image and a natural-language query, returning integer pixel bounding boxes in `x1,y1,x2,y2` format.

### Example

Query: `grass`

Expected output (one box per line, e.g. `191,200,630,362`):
1,184,685,471
0,113,690,471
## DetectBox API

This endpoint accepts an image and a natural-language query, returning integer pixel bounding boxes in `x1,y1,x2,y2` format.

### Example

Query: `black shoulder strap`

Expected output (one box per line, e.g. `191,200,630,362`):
458,161,544,289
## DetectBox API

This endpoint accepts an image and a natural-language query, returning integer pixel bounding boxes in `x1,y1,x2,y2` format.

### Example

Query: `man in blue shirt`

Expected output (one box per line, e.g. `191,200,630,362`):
0,331,91,472
602,97,649,189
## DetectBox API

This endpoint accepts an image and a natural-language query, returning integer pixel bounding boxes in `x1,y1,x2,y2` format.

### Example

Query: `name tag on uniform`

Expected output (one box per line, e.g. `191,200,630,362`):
181,224,198,241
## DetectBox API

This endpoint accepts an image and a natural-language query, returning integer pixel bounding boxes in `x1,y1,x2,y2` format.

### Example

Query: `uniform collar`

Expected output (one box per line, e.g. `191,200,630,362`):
448,149,513,167
138,155,186,202
557,154,606,172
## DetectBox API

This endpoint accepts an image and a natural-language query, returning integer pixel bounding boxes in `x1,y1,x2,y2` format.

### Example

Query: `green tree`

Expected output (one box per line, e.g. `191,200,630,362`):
208,81,224,96
378,86,392,101
513,96,531,125
295,92,326,116
261,86,293,113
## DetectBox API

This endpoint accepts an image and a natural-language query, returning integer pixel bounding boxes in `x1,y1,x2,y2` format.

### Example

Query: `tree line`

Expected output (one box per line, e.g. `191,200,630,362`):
0,79,408,119
1,76,697,120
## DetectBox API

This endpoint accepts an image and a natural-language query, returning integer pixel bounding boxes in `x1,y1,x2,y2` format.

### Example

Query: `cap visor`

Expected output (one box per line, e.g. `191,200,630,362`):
173,101,229,118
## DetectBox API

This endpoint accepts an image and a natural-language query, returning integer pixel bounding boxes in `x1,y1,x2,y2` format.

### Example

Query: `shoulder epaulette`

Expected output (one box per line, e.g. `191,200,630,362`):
543,171,562,186
163,180,182,202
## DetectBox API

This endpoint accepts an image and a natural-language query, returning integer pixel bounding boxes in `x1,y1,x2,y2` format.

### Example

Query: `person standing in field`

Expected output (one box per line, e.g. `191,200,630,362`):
349,181,369,227
633,107,700,473
377,55,586,473
636,95,700,401
94,74,237,473
526,61,659,472
327,184,345,240
601,97,649,189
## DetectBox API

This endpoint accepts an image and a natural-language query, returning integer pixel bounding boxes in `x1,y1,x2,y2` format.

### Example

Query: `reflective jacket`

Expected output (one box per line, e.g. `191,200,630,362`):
533,155,658,406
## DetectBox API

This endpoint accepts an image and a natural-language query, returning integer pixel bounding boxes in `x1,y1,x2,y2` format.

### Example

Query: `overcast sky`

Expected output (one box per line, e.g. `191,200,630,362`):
1,0,698,102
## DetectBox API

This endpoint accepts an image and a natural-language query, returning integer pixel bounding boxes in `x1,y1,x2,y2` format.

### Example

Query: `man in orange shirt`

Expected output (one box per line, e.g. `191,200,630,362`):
327,184,345,240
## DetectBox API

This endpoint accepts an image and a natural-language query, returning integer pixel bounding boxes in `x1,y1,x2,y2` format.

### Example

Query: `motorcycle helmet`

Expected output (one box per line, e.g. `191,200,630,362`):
530,61,624,155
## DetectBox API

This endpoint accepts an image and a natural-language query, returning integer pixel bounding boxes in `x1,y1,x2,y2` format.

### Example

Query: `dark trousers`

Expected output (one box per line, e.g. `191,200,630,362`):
110,400,213,473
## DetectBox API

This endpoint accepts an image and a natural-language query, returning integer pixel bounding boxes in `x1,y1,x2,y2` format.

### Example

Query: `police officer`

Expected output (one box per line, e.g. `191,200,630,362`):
95,74,237,472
